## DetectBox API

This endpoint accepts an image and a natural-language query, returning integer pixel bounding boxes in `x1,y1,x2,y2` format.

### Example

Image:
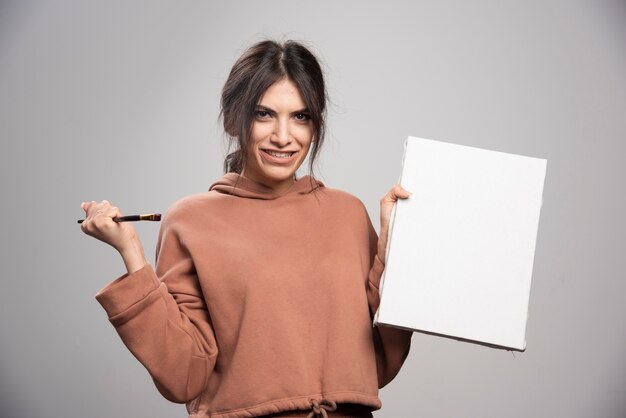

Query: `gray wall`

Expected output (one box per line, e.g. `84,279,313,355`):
1,1,625,417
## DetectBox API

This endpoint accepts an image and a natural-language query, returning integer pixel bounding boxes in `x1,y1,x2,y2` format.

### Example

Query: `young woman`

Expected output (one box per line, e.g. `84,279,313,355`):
80,39,413,418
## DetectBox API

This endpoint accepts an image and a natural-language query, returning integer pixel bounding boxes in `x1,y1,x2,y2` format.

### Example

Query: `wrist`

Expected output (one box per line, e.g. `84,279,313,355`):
377,241,387,265
118,240,147,275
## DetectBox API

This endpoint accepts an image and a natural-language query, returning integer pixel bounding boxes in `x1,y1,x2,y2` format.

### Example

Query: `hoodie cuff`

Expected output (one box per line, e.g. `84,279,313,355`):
95,263,160,318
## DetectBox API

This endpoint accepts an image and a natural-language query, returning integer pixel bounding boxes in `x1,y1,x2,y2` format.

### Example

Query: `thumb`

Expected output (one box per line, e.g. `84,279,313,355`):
383,184,412,203
110,206,122,219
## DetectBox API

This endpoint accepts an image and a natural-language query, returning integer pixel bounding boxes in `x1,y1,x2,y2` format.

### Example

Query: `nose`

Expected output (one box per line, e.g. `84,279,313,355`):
271,118,292,147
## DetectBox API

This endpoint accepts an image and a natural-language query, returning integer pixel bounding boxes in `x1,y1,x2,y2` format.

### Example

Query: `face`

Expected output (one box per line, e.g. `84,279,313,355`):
241,78,314,194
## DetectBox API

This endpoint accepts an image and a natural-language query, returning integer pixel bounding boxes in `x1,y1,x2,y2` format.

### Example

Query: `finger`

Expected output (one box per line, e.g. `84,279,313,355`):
97,199,111,211
382,185,412,203
84,200,97,217
99,207,114,220
82,201,93,211
86,200,111,221
108,206,121,219
92,206,116,230
394,184,412,198
95,200,113,214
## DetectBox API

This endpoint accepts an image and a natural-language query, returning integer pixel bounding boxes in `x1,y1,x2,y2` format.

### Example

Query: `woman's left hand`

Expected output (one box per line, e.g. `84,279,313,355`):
378,184,412,265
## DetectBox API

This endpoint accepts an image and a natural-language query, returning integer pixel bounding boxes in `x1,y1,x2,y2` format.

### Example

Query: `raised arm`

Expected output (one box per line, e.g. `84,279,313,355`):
82,200,219,403
364,185,413,389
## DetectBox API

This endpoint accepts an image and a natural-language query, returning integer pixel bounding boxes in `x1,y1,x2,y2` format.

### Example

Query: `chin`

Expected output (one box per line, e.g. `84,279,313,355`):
246,150,305,186
263,168,297,182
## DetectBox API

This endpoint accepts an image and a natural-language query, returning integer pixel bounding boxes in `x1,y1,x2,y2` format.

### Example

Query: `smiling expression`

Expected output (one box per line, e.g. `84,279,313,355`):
240,78,314,194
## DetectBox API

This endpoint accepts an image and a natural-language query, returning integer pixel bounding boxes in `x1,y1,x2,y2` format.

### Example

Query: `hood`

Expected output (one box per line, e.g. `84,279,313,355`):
209,173,325,200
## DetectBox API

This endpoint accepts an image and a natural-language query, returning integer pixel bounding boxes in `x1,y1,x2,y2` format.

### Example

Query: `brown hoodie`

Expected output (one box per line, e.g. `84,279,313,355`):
95,173,412,418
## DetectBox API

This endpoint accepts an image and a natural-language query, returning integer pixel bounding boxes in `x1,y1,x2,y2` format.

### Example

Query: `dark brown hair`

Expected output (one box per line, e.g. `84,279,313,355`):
220,39,327,179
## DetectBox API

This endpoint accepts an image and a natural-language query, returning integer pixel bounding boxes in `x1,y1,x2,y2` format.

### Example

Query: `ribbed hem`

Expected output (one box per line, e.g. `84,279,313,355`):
258,402,373,417
94,263,160,318
190,391,381,418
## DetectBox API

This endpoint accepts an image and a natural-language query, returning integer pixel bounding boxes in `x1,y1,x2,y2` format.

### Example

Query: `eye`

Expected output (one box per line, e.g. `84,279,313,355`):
255,110,271,119
294,113,310,121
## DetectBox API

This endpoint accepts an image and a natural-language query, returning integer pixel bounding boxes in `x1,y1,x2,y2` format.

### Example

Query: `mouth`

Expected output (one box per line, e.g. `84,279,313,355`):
261,149,297,158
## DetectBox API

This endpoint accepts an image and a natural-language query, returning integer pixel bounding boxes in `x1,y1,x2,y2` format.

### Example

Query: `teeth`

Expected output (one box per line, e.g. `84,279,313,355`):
265,150,293,158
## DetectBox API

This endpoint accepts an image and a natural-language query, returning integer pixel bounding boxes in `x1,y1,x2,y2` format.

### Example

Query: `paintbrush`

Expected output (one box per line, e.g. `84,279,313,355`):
77,213,161,224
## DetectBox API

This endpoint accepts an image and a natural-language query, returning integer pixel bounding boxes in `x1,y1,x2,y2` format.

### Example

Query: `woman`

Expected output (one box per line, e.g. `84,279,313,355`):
80,39,413,418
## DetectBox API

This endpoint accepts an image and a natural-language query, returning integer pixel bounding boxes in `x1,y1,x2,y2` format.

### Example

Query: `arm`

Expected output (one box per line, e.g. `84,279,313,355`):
94,211,218,403
365,216,413,389
360,183,413,388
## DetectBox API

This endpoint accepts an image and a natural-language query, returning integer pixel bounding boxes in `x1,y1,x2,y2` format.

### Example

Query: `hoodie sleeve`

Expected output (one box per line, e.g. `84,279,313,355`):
364,210,413,389
95,208,218,404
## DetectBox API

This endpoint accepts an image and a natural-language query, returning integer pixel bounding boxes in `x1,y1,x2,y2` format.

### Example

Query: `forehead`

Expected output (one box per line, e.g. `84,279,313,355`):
258,78,306,107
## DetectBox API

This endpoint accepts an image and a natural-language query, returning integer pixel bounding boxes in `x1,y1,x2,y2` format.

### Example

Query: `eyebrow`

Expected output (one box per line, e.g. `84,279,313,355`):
255,105,310,115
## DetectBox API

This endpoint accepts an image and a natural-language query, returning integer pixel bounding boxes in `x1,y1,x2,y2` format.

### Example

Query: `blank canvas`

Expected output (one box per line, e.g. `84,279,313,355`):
373,136,547,351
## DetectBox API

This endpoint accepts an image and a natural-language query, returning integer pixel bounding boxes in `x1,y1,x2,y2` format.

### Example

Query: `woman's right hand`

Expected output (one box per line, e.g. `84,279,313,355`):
80,200,147,273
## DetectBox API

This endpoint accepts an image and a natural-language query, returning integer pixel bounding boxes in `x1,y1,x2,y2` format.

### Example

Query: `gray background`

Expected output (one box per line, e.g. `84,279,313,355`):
1,1,625,417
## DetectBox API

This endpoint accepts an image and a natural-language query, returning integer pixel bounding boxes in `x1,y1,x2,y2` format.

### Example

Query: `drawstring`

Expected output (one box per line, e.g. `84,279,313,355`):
306,399,337,418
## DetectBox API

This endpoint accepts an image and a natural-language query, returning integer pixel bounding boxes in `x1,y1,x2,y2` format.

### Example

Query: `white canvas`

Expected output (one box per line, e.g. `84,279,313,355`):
373,136,547,350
